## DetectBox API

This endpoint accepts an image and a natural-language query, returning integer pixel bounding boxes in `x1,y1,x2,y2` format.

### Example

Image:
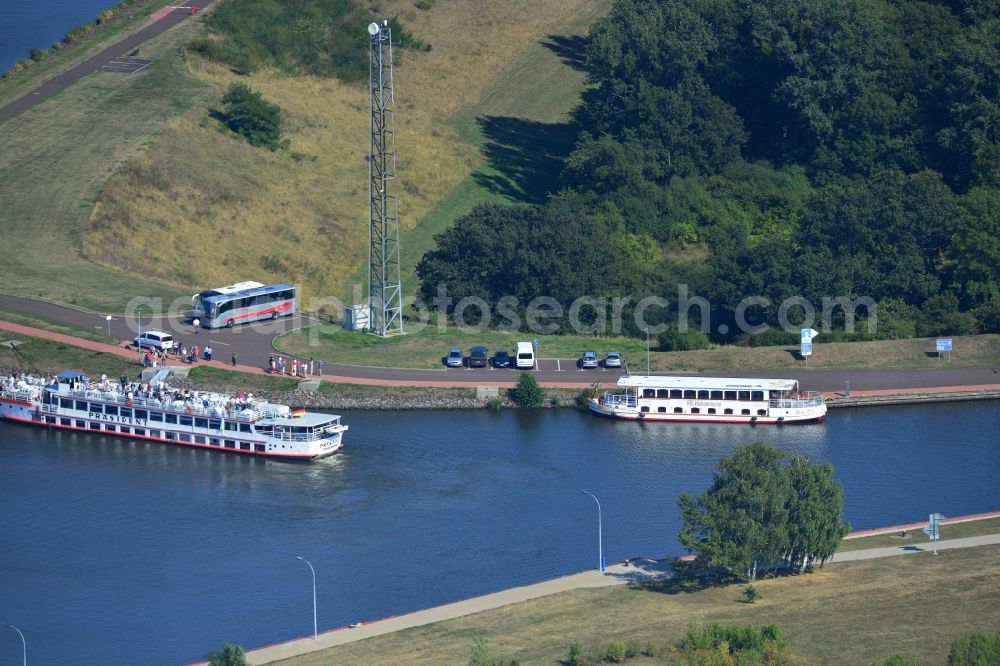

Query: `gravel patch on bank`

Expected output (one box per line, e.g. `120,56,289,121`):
251,391,581,411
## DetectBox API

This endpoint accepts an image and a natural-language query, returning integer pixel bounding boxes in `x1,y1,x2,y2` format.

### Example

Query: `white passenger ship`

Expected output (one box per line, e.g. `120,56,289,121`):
588,375,826,424
0,370,347,460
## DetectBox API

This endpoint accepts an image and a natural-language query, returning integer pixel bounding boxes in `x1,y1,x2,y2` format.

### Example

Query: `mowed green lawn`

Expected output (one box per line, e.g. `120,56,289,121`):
0,7,207,312
268,542,1000,665
0,333,137,378
275,324,1000,372
275,323,649,369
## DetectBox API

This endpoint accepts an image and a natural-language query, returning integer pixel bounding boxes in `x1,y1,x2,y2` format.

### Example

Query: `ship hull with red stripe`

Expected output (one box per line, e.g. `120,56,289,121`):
0,376,346,461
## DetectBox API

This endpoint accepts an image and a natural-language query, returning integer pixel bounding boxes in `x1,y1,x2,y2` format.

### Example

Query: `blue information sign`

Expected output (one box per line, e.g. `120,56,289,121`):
801,341,812,356
936,338,952,352
533,338,539,348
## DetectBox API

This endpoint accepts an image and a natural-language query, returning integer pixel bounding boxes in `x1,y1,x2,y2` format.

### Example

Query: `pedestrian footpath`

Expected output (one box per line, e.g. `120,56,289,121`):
0,320,273,377
240,532,1000,665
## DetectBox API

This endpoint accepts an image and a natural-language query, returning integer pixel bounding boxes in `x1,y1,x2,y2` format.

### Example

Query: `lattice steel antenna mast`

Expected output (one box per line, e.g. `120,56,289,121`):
367,20,403,337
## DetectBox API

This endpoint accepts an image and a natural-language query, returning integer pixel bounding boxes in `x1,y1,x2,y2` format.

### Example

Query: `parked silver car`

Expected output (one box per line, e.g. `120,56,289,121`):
446,348,464,368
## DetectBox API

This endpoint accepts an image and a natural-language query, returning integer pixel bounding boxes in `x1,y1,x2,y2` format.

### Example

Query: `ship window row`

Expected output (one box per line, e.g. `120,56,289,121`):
65,419,264,446
640,389,766,401
64,400,252,432
642,407,769,416
54,410,271,450
48,418,275,439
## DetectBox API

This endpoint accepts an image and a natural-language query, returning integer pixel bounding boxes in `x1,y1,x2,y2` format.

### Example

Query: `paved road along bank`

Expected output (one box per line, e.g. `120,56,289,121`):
234,513,1000,666
3,318,1000,401
1,296,1000,394
0,2,214,122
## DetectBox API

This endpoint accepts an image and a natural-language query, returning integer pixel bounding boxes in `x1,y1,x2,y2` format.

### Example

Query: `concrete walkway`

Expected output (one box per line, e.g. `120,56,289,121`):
830,534,1000,563
241,534,1000,665
241,558,672,665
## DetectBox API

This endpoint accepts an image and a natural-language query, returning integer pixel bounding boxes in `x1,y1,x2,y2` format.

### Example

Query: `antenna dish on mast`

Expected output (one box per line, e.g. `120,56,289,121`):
367,22,379,36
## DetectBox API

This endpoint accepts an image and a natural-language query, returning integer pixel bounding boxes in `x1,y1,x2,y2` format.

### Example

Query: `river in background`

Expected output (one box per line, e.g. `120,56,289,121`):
0,1,124,74
0,402,998,664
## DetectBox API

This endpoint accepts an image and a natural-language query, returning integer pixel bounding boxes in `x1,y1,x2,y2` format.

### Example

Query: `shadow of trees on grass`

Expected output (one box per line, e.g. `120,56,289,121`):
541,34,588,72
473,116,577,204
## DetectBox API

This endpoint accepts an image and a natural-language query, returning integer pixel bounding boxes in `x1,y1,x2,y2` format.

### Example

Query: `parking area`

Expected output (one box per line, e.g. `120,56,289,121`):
99,57,152,74
443,357,629,373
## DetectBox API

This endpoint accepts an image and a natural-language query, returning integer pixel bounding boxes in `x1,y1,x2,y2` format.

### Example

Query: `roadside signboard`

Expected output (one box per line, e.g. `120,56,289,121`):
800,328,818,357
936,338,952,361
922,513,945,554
533,338,539,348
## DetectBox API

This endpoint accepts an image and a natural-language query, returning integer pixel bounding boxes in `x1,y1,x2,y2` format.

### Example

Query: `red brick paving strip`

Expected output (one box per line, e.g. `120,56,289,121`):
844,510,1000,539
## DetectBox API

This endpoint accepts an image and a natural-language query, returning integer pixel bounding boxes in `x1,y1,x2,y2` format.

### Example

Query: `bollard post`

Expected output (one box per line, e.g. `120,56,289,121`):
845,380,850,398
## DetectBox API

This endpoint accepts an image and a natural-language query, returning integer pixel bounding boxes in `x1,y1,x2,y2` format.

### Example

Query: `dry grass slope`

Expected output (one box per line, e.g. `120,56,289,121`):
0,7,207,311
84,0,607,303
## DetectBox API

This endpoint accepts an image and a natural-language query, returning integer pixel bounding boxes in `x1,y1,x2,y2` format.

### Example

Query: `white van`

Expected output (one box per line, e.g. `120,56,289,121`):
133,330,174,351
515,341,535,369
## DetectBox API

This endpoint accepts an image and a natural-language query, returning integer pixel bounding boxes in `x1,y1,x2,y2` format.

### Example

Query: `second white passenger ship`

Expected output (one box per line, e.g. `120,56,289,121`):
588,375,826,424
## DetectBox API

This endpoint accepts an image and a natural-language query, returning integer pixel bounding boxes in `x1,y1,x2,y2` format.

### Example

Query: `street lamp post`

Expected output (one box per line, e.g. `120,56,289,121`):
582,491,604,572
295,556,318,640
6,625,25,666
645,327,650,374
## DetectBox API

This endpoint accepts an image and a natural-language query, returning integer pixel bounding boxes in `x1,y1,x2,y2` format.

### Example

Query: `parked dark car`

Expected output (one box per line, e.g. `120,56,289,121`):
469,345,489,368
492,350,511,368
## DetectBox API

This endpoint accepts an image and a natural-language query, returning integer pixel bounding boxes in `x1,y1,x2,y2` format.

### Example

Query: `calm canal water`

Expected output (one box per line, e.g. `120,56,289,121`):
1,401,998,664
1,1,122,73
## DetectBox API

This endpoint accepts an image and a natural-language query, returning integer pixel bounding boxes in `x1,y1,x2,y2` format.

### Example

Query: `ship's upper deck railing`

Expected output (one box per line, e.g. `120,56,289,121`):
770,392,825,409
598,392,637,408
3,374,290,422
61,386,264,421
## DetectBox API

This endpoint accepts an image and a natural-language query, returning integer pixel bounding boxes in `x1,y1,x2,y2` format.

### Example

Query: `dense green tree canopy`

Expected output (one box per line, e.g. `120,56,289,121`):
679,441,848,581
222,82,282,150
417,0,1000,339
416,197,636,314
206,643,247,666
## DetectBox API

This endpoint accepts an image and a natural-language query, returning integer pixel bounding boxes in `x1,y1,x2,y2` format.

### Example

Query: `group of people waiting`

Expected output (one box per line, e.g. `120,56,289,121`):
268,355,322,377
138,343,215,367
179,343,213,364
138,348,168,368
